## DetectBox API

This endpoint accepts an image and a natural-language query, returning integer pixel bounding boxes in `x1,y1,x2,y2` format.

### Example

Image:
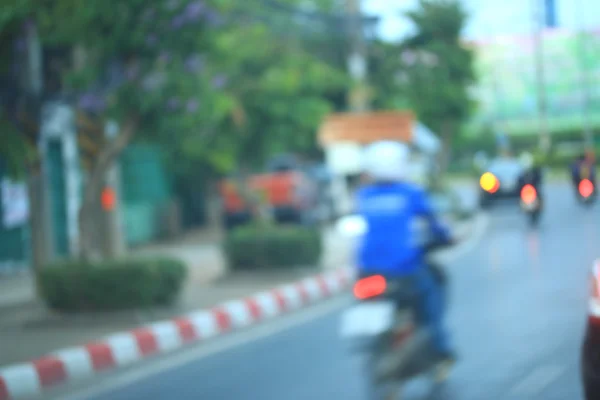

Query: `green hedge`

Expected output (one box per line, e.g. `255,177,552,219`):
39,257,187,312
224,225,322,270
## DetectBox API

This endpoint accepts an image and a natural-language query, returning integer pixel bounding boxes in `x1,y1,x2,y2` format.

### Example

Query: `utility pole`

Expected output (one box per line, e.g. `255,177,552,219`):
575,0,593,149
345,0,369,112
101,120,125,257
532,0,550,153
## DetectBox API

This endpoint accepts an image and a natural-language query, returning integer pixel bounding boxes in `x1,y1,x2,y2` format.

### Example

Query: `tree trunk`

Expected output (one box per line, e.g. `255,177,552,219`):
432,121,454,189
78,116,138,261
439,122,454,170
26,166,53,296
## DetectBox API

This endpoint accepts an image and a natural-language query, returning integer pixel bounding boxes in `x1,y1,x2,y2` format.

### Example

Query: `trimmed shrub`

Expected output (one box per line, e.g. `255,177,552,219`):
39,257,187,312
224,225,322,270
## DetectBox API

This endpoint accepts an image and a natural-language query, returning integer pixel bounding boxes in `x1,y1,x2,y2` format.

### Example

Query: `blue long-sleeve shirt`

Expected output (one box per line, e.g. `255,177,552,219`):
355,182,449,276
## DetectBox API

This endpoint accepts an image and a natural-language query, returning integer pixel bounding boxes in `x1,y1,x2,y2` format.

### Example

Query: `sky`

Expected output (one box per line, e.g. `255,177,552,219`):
363,0,600,42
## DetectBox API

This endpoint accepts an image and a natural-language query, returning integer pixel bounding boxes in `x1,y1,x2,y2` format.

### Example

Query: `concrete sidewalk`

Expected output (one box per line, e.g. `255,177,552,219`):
0,223,342,367
0,266,324,367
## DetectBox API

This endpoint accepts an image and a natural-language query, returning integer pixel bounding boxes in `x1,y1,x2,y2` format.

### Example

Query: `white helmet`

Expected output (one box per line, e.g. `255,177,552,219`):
362,140,410,181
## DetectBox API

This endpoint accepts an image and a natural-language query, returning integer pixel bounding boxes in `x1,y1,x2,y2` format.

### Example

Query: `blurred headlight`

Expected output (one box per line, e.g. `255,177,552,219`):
480,172,499,193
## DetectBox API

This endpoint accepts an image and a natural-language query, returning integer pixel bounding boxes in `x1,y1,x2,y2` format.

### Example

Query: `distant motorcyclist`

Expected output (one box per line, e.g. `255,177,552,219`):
570,151,596,191
518,152,543,190
355,140,455,364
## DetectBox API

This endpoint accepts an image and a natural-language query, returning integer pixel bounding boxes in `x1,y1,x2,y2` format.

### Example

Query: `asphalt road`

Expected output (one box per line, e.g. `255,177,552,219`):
86,182,594,400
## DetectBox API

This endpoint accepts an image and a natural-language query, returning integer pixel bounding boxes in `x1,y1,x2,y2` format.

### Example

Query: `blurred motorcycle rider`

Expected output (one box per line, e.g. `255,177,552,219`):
570,150,596,191
519,152,543,190
355,140,455,364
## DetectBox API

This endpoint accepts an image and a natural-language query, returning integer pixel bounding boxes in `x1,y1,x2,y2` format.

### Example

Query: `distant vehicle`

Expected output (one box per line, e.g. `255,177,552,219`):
478,158,524,208
218,156,319,230
581,260,600,399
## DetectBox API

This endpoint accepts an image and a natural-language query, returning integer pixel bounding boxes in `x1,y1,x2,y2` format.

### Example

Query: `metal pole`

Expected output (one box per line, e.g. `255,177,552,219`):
345,0,369,112
103,120,125,257
575,0,593,148
532,0,550,153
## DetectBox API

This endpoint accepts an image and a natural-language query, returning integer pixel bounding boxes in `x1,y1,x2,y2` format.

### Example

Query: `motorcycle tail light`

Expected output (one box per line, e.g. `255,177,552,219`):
579,179,594,198
520,184,537,204
353,275,386,299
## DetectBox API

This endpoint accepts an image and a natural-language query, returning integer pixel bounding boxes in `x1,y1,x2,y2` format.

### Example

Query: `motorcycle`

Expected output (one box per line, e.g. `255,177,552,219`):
519,184,542,227
337,215,454,400
577,178,597,207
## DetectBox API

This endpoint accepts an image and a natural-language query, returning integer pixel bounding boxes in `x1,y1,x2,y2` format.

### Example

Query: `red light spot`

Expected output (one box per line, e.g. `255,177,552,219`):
101,187,117,211
353,275,386,299
579,179,595,198
489,178,500,194
520,184,537,204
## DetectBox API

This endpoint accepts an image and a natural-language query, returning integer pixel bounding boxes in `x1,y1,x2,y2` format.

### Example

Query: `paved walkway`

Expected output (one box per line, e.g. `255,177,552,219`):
0,223,339,366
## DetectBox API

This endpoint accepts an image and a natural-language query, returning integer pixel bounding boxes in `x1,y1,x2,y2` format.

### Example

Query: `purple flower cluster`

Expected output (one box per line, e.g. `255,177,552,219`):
167,97,181,110
145,34,158,47
184,54,205,73
184,1,207,21
170,15,186,30
158,51,171,64
204,9,223,26
211,74,228,89
169,0,222,30
186,99,199,113
78,92,106,113
125,63,140,81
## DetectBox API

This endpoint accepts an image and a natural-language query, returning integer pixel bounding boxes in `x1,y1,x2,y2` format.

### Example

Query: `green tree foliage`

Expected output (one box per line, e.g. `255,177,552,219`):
174,0,349,172
368,40,411,110
399,0,476,168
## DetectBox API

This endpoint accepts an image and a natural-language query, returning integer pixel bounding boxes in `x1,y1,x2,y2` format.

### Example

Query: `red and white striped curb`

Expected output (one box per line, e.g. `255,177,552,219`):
0,268,354,400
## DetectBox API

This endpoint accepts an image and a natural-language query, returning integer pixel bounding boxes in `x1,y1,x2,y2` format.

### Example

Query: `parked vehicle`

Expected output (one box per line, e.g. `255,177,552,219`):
218,156,319,230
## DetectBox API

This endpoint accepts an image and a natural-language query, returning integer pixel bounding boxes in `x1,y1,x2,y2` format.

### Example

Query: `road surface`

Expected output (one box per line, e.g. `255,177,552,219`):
85,182,591,400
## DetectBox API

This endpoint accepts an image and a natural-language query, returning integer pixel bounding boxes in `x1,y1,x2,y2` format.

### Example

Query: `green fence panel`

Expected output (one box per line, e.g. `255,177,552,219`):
120,144,170,205
119,144,172,247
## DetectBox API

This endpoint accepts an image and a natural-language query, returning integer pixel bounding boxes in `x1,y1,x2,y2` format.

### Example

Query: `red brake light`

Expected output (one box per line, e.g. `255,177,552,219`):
579,179,594,198
520,184,537,204
353,275,386,299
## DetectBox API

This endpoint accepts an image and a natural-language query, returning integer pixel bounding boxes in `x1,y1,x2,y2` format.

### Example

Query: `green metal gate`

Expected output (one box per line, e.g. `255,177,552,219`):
120,144,171,246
